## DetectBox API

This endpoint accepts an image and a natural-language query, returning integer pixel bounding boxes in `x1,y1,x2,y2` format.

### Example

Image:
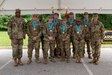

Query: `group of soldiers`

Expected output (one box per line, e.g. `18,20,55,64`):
8,9,105,67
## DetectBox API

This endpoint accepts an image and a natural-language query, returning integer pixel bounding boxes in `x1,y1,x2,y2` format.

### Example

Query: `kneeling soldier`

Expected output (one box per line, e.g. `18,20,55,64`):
72,19,85,63
43,15,57,64
59,18,71,63
27,14,41,64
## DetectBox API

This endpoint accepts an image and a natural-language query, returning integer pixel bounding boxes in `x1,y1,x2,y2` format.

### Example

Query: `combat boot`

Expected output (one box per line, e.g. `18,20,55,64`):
27,58,32,64
14,58,18,67
18,58,24,65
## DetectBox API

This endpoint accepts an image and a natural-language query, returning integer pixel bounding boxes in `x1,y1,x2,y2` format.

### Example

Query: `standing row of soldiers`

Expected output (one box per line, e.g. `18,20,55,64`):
8,9,105,67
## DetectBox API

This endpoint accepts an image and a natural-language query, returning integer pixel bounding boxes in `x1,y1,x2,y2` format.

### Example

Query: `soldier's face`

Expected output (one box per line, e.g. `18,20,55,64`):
15,12,21,17
63,20,67,24
69,15,74,18
54,15,58,19
93,15,98,21
32,17,37,21
48,18,53,22
84,14,88,19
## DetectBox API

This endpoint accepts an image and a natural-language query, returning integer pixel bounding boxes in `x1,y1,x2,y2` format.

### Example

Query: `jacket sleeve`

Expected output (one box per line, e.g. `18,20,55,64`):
7,18,12,39
100,22,105,40
27,22,32,38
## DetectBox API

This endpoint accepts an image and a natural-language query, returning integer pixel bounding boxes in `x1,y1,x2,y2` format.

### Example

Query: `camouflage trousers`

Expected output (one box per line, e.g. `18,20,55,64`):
83,39,91,55
91,40,101,61
54,36,61,57
70,36,75,57
60,40,70,59
43,40,55,59
74,40,85,60
11,39,23,59
28,39,40,60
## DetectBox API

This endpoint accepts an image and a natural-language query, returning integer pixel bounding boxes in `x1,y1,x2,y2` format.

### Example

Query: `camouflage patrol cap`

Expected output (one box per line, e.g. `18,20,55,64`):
15,9,21,13
48,14,53,18
84,12,88,15
33,14,38,17
54,13,59,16
93,13,98,16
69,12,74,15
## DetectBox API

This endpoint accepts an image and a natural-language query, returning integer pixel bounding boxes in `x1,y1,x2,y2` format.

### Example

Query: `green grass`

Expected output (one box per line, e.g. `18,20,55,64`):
0,31,112,48
0,32,28,47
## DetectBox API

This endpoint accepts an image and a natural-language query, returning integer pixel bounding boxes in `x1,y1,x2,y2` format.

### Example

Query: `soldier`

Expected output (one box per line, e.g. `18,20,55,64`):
67,12,76,59
8,9,26,67
27,14,41,64
38,15,45,55
82,12,92,59
59,18,71,63
53,13,62,58
43,15,57,64
89,13,104,65
72,19,85,63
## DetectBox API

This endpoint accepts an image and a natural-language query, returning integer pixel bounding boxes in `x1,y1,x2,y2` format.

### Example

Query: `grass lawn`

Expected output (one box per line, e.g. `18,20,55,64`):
0,31,112,48
0,32,28,48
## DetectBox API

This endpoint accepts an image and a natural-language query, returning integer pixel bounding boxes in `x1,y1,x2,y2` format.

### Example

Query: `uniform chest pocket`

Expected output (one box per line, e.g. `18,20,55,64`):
91,27,95,32
95,25,100,31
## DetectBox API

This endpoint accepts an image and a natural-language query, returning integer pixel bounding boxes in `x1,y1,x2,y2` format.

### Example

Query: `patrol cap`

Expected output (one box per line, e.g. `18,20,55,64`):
15,9,21,13
32,14,38,17
54,13,59,16
48,14,53,19
93,13,98,16
83,12,88,15
69,12,74,15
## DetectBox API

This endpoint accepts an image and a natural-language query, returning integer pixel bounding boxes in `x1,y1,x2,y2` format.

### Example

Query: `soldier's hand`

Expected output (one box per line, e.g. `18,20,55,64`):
32,37,37,41
101,40,103,43
48,36,53,40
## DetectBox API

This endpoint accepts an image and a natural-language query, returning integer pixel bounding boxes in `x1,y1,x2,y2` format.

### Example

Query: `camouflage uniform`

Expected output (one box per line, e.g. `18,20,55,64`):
72,24,85,62
53,19,62,58
89,21,104,63
27,21,41,61
67,18,75,58
82,19,92,58
39,20,45,52
59,24,71,63
43,23,57,63
8,17,26,59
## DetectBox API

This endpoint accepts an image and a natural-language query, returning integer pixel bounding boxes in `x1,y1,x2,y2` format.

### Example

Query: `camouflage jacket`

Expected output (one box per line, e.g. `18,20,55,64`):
43,23,57,41
58,24,71,42
27,21,41,41
88,21,105,40
72,24,85,41
53,19,62,35
8,17,26,39
67,18,76,36
82,19,91,39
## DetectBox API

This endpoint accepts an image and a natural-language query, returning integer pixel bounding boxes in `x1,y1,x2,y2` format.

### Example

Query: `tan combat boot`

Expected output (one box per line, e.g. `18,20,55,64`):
18,58,24,65
50,58,56,63
14,58,18,67
35,59,41,64
43,58,48,64
27,58,32,64
94,58,99,65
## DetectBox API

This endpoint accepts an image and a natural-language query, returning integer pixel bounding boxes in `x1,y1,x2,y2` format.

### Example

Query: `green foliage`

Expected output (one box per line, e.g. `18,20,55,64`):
0,14,112,31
